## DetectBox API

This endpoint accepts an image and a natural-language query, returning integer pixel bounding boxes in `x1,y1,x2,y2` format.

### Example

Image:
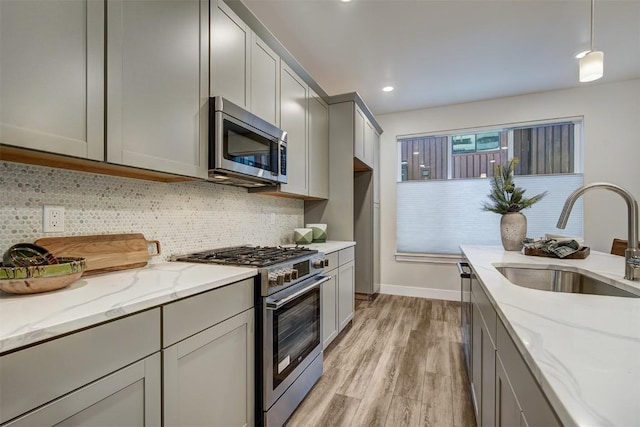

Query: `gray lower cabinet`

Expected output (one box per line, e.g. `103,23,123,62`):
321,247,355,349
468,266,561,427
4,354,161,427
322,268,339,349
163,309,254,427
0,0,104,160
471,297,496,427
338,260,355,331
162,279,255,427
0,308,161,425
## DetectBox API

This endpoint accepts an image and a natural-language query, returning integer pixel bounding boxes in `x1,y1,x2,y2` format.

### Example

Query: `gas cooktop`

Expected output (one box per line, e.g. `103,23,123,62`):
172,245,318,268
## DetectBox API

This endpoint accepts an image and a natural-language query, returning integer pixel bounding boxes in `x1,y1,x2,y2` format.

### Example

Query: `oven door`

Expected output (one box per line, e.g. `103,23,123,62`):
263,274,329,410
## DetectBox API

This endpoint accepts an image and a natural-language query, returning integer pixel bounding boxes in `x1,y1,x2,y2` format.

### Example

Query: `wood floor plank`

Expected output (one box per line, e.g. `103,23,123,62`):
412,298,433,332
445,301,461,326
394,330,428,400
385,395,422,427
421,373,454,427
449,343,477,427
337,328,387,398
427,320,448,340
430,299,446,321
315,393,360,427
425,338,451,376
337,319,380,372
351,345,405,427
285,368,350,426
388,307,414,347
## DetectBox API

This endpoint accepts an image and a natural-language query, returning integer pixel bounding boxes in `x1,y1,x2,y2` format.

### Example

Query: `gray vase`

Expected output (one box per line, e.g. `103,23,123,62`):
500,212,527,251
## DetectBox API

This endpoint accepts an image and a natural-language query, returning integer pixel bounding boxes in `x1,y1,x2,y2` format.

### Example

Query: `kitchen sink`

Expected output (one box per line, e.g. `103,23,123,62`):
495,266,639,298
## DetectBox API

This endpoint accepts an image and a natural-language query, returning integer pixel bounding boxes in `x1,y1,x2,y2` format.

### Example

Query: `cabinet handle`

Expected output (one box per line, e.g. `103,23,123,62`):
457,262,473,279
266,275,330,310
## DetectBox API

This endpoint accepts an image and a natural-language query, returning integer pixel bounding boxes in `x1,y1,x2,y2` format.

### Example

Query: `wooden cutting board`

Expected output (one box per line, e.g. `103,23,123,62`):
35,233,161,276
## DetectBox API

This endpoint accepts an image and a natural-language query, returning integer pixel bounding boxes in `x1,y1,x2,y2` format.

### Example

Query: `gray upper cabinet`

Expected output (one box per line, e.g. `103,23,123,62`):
354,107,366,163
0,0,104,160
250,33,280,125
308,89,329,199
279,63,309,196
211,0,250,108
106,0,207,178
364,119,377,169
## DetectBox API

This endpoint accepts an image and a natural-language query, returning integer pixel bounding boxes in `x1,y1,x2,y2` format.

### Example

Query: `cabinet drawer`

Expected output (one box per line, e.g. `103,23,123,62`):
338,246,355,265
0,308,160,424
496,320,561,427
163,278,254,347
472,280,496,343
324,251,339,271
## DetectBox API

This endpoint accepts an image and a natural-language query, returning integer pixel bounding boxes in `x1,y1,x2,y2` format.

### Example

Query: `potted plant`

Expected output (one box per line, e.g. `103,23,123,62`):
481,158,547,251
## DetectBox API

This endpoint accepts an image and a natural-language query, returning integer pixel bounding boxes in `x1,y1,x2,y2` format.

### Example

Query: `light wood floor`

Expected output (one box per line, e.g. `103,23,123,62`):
285,295,477,427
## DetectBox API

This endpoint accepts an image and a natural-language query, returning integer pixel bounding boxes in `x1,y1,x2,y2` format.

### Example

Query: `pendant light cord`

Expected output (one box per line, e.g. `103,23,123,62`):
590,0,595,52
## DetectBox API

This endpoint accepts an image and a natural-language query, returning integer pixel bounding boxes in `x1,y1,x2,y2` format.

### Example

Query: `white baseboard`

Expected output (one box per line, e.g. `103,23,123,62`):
380,284,460,301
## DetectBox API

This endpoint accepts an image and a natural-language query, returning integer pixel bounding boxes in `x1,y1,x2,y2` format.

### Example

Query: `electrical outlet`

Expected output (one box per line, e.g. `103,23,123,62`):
43,205,65,232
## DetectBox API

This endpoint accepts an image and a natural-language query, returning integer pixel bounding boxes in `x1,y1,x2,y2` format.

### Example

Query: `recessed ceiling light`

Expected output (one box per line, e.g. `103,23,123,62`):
575,50,590,59
382,86,394,92
340,0,352,3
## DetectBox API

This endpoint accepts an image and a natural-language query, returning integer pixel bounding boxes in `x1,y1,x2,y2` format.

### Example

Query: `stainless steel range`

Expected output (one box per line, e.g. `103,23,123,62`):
173,246,328,426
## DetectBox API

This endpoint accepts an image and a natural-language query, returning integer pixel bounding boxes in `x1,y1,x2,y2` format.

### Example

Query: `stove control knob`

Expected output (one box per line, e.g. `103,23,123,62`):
312,259,324,269
284,270,292,282
277,272,285,286
291,269,299,280
268,273,278,287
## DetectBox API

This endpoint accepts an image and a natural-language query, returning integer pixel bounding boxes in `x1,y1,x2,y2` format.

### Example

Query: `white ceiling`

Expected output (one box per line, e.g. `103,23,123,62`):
242,0,640,115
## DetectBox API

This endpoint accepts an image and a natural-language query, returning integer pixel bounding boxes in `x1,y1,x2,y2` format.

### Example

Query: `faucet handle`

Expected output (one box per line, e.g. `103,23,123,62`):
628,256,640,267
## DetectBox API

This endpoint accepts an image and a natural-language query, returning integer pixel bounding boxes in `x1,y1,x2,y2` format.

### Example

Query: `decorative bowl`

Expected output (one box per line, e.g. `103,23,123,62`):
0,257,86,294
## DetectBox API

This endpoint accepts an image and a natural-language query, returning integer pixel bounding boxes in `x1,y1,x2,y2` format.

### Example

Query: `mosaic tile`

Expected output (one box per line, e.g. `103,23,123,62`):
0,162,304,261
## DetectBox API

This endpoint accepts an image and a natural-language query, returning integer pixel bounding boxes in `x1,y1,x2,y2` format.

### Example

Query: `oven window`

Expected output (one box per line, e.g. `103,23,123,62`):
272,288,320,388
223,119,277,172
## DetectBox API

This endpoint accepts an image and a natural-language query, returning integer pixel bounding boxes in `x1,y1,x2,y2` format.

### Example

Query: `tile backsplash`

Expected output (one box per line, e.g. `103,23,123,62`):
1,162,304,261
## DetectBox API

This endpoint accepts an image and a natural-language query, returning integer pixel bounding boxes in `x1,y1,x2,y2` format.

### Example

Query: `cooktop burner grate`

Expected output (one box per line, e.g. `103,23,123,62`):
174,245,318,267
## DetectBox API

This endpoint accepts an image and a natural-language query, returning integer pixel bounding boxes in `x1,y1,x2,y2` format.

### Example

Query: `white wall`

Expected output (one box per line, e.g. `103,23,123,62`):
377,79,640,299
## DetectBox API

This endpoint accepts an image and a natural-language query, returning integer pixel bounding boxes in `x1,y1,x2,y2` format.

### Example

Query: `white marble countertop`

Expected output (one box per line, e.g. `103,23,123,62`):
0,262,257,354
461,245,640,427
287,240,356,254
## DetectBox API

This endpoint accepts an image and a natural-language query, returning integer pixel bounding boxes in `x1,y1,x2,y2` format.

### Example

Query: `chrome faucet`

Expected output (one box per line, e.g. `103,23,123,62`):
557,182,640,281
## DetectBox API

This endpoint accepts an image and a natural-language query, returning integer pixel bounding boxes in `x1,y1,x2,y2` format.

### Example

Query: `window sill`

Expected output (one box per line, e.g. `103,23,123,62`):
394,252,461,264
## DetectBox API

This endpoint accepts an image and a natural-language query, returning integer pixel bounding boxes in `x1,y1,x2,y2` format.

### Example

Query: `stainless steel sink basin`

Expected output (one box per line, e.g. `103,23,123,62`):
495,267,639,298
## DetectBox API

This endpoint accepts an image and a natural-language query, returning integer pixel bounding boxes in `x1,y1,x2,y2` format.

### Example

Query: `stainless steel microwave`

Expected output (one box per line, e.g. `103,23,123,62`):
208,97,287,187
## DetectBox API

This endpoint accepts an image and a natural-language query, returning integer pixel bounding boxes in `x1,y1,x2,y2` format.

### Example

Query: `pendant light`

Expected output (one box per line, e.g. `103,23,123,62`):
579,0,604,82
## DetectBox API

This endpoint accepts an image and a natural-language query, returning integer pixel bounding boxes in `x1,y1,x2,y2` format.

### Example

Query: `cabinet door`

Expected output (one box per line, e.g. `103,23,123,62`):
107,0,207,178
308,90,329,199
0,0,104,160
211,0,250,108
338,261,355,331
354,106,365,163
364,119,376,168
164,309,254,427
373,129,380,204
496,354,521,427
250,33,280,125
5,354,161,427
279,63,308,196
322,268,339,349
472,300,496,427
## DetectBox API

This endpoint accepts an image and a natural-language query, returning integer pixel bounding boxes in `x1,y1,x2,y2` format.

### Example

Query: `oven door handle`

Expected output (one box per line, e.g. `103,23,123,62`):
266,275,330,310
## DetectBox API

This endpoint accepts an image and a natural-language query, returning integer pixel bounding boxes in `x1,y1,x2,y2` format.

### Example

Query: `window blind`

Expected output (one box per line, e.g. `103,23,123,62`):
396,174,584,254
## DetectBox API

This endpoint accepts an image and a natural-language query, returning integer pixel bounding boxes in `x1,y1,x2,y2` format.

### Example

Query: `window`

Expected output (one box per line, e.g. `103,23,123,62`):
396,119,584,255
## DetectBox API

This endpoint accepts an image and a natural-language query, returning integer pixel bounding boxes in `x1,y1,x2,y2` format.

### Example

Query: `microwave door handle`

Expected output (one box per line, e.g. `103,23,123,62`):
266,275,330,310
